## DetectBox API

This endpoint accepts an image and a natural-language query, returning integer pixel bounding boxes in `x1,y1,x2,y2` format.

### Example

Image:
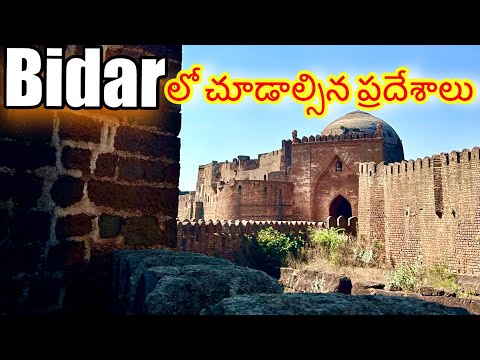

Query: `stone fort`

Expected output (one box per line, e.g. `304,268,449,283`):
179,111,480,275
179,110,405,222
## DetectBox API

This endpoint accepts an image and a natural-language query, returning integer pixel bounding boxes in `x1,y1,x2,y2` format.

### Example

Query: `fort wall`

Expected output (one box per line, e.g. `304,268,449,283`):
359,147,480,275
176,216,357,264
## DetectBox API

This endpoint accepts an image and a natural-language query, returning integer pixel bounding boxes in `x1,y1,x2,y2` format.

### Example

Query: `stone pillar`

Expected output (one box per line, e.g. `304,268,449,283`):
0,45,182,313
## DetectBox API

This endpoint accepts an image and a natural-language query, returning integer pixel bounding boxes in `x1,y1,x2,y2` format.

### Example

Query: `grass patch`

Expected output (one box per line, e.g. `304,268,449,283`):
285,227,388,284
385,263,425,291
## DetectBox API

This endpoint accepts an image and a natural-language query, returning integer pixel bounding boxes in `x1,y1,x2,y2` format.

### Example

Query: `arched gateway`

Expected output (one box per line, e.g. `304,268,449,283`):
329,195,352,219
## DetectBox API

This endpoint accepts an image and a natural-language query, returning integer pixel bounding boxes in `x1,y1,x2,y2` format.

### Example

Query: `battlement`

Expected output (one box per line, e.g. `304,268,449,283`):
358,144,480,276
291,131,381,146
359,146,480,177
175,216,358,263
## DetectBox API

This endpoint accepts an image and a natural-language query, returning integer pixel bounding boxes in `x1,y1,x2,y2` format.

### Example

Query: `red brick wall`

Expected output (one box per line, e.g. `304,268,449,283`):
357,162,386,248
202,180,294,221
359,148,480,275
290,133,384,221
0,45,182,312
176,219,325,264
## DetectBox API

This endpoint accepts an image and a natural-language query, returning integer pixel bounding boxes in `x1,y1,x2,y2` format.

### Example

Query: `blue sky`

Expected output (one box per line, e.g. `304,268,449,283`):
179,45,480,191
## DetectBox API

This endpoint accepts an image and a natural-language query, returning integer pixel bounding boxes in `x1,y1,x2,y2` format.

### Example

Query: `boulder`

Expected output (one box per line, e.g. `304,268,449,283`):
128,252,232,308
419,286,455,297
352,281,386,295
141,265,283,315
200,293,470,315
387,284,403,292
279,268,352,294
112,249,233,311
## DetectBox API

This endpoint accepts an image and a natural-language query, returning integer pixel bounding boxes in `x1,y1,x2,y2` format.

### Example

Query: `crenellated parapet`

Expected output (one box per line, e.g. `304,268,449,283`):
359,147,480,178
291,130,381,145
358,145,480,275
175,216,358,264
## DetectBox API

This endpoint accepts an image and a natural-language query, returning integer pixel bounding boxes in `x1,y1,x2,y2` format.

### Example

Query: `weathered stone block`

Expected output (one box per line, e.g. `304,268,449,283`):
50,176,85,208
200,293,470,315
99,214,123,238
115,126,180,161
56,214,94,238
88,180,178,216
126,110,181,136
111,249,233,309
122,216,159,246
62,146,91,173
58,112,102,143
419,286,455,297
142,264,282,315
165,163,180,185
94,153,118,177
279,268,352,294
117,158,164,182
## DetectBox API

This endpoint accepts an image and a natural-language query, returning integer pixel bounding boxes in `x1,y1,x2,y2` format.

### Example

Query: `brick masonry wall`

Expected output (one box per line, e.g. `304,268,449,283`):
357,162,386,248
0,45,182,313
201,180,294,221
358,148,480,275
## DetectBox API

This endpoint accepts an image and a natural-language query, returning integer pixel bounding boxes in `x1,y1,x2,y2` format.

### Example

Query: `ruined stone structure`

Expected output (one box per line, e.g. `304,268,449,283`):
0,45,182,312
181,110,405,222
358,148,480,275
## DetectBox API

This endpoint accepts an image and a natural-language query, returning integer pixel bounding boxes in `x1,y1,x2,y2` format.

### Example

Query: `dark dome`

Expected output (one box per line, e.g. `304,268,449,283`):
322,110,404,163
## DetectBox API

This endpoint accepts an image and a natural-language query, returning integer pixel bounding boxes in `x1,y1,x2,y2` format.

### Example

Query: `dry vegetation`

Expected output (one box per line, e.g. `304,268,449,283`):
285,227,389,284
284,227,479,298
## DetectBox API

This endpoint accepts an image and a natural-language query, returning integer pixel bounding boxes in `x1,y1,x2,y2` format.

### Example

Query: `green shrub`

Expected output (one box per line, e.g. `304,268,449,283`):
308,227,351,267
256,227,304,259
385,263,425,291
245,227,304,275
309,227,349,253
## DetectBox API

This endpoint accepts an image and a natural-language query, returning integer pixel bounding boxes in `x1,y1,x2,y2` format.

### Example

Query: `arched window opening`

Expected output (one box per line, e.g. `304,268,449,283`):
336,161,342,172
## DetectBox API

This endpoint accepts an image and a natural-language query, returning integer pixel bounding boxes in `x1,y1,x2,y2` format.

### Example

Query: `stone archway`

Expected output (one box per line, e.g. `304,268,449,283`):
329,195,352,219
